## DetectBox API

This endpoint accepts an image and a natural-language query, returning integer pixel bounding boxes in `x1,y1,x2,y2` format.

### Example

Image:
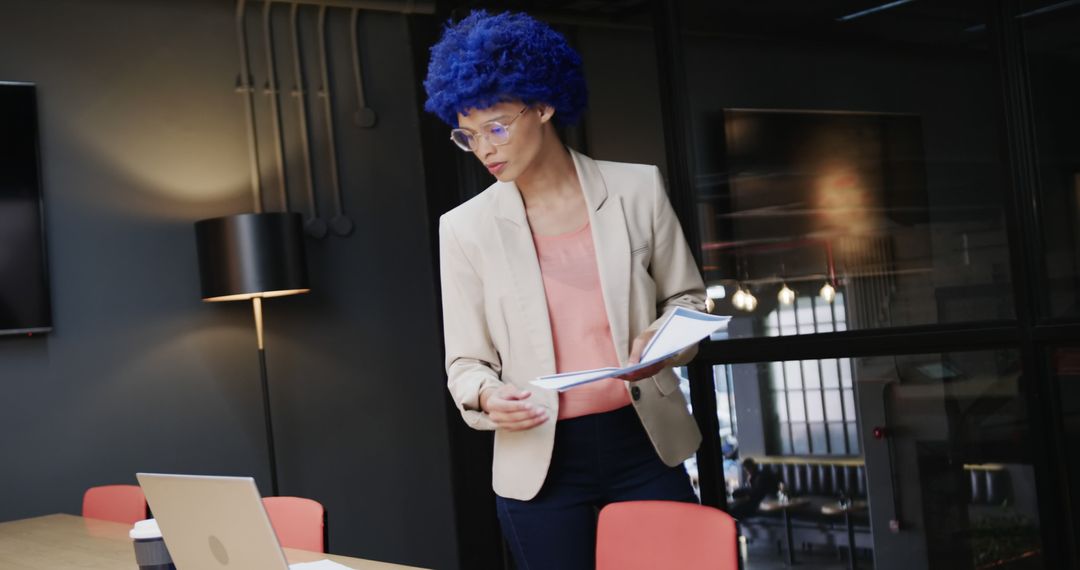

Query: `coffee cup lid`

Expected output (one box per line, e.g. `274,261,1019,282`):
129,518,162,540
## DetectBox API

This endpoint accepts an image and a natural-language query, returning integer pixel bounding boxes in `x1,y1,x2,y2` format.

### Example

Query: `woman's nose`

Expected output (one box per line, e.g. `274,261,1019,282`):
475,136,497,159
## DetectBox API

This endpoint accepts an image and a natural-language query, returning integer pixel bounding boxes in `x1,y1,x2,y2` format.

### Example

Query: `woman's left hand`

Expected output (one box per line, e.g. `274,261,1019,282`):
616,329,675,382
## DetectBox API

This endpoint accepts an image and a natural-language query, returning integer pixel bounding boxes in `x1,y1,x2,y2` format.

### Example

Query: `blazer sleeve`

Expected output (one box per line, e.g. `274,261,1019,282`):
439,217,501,431
643,166,708,367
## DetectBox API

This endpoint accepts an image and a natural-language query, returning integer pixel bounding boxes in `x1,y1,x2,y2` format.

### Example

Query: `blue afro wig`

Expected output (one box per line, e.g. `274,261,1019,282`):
423,10,588,127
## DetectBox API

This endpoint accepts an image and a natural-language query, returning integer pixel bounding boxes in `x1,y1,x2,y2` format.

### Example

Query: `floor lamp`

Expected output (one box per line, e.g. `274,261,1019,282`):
195,212,309,497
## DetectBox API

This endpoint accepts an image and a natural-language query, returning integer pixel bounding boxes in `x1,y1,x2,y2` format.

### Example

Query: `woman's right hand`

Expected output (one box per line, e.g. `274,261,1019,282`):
480,384,550,431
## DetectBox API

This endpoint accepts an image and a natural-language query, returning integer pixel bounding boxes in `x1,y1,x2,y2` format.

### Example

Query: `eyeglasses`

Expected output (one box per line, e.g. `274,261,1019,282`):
449,106,529,152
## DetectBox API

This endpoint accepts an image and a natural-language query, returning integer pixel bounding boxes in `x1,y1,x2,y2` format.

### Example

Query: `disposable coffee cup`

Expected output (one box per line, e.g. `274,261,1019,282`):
129,519,175,570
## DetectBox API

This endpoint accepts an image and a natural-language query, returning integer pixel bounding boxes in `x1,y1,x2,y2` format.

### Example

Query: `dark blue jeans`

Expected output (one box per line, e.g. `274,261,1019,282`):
495,405,698,570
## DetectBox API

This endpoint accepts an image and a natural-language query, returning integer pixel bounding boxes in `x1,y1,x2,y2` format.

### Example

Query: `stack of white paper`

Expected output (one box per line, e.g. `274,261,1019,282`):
531,307,731,392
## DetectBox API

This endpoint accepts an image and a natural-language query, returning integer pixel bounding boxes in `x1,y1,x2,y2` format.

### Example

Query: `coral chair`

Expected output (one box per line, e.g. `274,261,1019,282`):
596,500,738,570
262,496,327,553
82,485,148,525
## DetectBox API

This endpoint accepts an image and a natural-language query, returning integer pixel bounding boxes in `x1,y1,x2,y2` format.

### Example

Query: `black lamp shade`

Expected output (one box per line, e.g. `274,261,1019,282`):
195,212,310,302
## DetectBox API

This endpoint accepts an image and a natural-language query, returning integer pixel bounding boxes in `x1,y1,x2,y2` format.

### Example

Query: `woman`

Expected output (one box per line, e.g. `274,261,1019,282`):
425,10,708,569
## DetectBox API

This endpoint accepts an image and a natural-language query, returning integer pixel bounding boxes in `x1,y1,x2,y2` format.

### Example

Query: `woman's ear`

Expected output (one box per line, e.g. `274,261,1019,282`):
537,104,556,124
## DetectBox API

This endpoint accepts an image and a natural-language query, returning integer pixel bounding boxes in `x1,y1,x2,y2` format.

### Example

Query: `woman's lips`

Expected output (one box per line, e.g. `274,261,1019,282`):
486,162,506,175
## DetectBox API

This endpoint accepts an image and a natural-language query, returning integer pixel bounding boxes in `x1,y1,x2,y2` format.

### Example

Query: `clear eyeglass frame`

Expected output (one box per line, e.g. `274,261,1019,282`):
449,106,529,152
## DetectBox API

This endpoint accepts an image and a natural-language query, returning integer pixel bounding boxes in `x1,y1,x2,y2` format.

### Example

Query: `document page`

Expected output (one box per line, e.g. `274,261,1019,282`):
531,308,730,392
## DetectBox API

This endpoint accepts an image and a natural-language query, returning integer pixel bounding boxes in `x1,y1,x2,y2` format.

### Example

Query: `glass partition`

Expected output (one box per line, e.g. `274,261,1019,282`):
679,1,1016,339
699,349,1042,569
1050,347,1080,553
1020,1,1080,320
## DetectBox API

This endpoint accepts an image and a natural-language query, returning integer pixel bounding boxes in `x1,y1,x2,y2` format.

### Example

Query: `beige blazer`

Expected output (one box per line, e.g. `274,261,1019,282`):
438,148,706,500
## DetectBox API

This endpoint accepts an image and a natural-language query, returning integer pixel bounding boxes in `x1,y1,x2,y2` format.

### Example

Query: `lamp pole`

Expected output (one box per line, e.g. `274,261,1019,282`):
196,213,308,500
252,296,280,497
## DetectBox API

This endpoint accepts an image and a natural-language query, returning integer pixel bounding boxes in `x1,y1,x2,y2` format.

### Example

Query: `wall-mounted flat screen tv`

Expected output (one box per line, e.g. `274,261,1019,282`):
0,82,52,335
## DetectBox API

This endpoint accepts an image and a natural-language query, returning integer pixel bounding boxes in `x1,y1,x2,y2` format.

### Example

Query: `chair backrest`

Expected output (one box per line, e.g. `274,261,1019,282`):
597,501,738,570
82,484,148,525
262,496,326,553
756,459,869,499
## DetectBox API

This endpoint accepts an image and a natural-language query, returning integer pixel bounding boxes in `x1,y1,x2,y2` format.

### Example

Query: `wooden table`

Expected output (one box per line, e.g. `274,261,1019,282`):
0,514,427,570
821,501,868,570
760,497,810,566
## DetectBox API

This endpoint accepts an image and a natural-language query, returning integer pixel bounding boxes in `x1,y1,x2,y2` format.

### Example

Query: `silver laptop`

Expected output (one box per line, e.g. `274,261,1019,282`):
137,473,291,570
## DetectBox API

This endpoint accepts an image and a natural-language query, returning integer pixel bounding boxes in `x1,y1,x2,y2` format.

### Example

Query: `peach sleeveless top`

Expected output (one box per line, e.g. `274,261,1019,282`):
533,221,631,420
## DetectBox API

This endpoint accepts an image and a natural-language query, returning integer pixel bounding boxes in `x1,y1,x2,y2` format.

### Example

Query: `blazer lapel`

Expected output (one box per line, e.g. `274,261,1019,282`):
493,181,557,377
491,149,633,375
571,149,631,365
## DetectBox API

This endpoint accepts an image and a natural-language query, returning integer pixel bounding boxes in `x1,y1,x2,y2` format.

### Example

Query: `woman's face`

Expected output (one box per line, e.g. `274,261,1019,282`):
456,100,552,183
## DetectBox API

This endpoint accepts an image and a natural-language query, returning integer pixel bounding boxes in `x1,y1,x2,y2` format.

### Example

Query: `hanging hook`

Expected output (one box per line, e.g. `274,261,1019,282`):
263,1,290,211
350,7,377,128
317,5,355,237
290,3,327,238
235,0,264,212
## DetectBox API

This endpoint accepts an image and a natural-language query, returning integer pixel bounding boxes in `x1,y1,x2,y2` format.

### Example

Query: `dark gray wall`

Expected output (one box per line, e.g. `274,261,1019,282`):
0,1,458,568
576,23,668,174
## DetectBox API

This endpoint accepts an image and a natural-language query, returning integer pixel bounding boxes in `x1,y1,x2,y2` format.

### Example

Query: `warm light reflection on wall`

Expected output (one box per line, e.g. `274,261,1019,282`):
55,72,251,219
74,123,249,208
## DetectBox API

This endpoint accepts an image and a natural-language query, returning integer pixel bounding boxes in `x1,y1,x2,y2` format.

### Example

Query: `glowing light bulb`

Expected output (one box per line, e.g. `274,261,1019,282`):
731,288,747,310
820,282,836,303
743,291,758,311
778,283,795,305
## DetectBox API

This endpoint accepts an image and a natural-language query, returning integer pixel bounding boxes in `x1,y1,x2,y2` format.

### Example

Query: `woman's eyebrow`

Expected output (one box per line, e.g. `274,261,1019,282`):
460,113,512,129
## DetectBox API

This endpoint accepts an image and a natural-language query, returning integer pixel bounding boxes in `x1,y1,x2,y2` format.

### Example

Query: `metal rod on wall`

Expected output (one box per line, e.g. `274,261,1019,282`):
350,7,377,128
238,0,420,234
266,0,432,13
317,5,354,236
263,1,291,211
252,297,280,496
235,0,264,213
290,3,327,238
